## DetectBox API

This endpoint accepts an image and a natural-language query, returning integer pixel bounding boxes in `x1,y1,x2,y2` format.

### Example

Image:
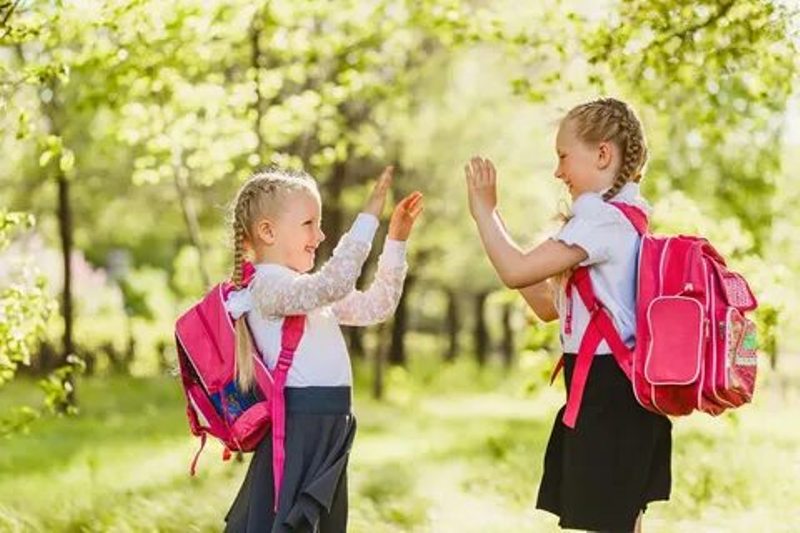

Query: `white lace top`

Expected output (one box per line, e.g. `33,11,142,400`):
228,213,407,387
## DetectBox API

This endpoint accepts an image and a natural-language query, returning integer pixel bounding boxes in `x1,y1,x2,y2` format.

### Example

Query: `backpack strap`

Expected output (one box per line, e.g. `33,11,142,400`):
271,314,306,512
190,432,207,476
555,202,648,429
560,268,635,428
609,202,648,235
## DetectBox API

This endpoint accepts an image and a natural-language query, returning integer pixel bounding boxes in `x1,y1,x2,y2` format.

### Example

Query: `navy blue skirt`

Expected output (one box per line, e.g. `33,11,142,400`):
225,386,355,533
536,354,672,531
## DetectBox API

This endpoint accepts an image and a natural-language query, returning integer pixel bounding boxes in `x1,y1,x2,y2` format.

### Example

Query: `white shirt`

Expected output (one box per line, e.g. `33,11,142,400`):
552,182,651,354
229,214,407,387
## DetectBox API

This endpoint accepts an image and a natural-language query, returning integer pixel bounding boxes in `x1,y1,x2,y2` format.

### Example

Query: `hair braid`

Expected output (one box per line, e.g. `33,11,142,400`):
227,167,319,390
564,97,648,201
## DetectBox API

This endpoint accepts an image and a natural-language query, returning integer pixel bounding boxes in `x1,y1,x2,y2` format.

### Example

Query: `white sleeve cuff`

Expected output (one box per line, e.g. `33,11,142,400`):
349,213,380,243
378,239,407,268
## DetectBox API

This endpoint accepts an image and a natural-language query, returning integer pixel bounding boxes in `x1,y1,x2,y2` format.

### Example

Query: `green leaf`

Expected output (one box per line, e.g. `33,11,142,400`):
59,149,75,173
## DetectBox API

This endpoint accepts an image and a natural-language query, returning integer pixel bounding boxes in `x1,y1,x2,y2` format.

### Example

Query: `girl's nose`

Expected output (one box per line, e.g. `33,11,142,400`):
317,228,326,243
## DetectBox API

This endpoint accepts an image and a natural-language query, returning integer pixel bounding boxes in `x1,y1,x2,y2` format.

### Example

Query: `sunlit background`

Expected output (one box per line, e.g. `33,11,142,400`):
1,1,799,531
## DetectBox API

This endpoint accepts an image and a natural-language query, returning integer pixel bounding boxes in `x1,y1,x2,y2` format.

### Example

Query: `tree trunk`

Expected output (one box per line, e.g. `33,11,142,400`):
55,170,76,412
474,292,489,366
124,314,136,374
33,341,57,375
39,74,78,412
320,161,347,260
250,9,267,162
445,288,459,362
372,324,386,401
346,327,365,360
388,275,413,366
156,340,170,374
173,148,210,289
501,302,514,368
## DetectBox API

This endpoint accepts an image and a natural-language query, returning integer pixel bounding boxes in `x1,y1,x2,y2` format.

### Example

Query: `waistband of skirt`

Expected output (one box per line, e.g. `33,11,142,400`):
284,386,352,414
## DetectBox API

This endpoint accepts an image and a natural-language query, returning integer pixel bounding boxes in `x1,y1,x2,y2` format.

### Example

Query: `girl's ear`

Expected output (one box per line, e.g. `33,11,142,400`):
254,218,276,246
596,141,613,170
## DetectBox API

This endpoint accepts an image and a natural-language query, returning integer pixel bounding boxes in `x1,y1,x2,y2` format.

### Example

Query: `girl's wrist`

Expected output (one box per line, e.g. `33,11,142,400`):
387,228,409,241
473,206,496,223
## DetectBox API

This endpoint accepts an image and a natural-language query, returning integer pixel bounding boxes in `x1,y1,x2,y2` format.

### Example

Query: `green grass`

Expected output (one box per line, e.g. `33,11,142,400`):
1,358,800,532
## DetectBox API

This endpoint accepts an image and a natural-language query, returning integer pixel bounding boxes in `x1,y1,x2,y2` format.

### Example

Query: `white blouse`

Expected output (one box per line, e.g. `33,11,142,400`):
552,182,651,355
228,213,407,387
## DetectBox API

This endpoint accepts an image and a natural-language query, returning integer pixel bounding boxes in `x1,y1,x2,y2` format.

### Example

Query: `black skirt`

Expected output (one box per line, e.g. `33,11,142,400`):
536,353,672,532
225,386,356,533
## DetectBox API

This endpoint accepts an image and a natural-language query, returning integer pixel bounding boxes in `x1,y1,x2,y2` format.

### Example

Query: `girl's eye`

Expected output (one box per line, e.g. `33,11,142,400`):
303,220,313,226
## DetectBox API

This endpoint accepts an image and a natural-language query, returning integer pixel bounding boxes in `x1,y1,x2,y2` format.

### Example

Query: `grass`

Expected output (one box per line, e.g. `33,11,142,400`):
1,356,799,532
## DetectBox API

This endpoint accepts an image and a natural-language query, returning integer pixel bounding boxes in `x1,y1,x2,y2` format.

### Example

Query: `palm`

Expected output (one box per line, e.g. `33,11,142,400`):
464,156,498,217
389,191,424,241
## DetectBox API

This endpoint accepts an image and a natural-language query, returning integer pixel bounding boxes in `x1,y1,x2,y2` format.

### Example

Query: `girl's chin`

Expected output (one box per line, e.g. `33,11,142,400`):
297,255,316,273
284,257,315,273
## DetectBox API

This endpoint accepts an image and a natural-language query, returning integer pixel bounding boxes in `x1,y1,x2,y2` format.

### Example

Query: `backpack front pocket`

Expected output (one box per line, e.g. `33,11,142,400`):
645,296,704,385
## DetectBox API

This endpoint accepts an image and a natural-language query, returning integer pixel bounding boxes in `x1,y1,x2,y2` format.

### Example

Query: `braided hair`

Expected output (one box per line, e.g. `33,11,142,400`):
228,168,318,390
553,98,648,290
564,97,648,200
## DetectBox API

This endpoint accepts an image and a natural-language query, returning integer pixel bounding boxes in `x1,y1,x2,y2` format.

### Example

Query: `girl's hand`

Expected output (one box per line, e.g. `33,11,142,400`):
388,191,424,241
364,166,394,218
464,156,498,219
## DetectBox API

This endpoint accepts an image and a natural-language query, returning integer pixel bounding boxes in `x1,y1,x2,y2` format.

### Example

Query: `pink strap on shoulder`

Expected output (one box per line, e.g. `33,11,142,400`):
609,202,648,235
558,204,648,428
561,268,634,428
271,314,305,512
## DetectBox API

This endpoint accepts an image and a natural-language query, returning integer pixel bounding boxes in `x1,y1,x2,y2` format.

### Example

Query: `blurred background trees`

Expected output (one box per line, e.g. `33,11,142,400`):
1,0,798,412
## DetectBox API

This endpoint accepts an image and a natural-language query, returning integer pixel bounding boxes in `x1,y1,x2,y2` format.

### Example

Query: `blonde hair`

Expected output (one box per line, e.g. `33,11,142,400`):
553,98,648,287
229,168,318,391
562,97,648,200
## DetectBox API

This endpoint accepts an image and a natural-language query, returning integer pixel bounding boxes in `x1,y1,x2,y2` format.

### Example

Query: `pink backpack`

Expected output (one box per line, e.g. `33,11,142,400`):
555,203,759,428
174,262,305,510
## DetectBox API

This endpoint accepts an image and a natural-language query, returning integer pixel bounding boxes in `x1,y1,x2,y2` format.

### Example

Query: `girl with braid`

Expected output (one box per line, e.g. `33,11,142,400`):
222,166,423,532
465,98,671,532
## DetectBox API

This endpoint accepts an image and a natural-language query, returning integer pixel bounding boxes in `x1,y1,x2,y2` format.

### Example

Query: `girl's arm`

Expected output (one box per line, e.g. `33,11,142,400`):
518,280,559,322
332,239,407,325
250,214,378,317
465,157,587,289
333,192,423,326
491,201,562,321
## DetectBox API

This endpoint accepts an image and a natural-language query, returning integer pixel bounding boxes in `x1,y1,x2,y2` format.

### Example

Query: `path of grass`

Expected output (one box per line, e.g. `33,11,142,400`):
1,362,799,532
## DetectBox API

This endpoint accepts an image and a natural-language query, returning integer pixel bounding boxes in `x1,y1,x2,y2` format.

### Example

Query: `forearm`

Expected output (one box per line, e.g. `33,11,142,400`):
518,281,558,322
472,209,588,289
333,239,407,325
472,209,537,288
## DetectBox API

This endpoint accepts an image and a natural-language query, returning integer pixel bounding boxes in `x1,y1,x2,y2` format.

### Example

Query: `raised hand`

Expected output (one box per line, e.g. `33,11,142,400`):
464,156,498,219
364,166,394,218
388,191,424,241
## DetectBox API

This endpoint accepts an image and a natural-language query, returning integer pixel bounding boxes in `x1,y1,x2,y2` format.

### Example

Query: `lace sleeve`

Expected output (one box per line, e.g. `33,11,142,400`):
333,239,408,326
250,215,377,317
332,239,408,326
